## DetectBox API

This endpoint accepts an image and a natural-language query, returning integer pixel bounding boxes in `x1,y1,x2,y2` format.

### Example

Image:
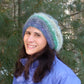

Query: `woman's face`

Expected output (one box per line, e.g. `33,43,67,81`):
23,27,47,55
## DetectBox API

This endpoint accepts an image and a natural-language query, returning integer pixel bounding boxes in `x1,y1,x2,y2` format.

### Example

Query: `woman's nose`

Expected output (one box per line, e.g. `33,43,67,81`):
28,35,34,42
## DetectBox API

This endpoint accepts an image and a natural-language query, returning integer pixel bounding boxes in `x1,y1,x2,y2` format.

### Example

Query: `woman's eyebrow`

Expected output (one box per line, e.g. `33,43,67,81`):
34,32,41,34
25,31,30,33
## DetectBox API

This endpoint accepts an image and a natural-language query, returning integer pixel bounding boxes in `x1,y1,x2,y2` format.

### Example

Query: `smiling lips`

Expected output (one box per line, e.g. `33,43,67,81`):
27,44,37,49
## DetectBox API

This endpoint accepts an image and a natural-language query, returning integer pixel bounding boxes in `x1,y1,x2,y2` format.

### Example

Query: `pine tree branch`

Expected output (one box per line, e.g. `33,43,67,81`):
34,0,43,9
69,9,84,16
59,9,84,29
59,22,68,29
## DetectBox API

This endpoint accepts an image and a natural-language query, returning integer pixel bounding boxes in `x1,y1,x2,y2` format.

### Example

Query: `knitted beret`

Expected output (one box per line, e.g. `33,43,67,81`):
22,12,63,52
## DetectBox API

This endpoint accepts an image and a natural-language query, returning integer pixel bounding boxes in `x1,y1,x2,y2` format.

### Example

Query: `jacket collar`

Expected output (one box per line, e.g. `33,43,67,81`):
20,55,57,68
20,58,39,68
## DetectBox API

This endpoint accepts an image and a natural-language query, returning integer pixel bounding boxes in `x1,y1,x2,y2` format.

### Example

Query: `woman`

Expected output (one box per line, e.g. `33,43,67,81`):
12,12,81,84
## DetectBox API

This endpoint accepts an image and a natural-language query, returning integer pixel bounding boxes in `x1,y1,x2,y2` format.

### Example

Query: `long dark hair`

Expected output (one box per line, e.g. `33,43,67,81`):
14,44,56,83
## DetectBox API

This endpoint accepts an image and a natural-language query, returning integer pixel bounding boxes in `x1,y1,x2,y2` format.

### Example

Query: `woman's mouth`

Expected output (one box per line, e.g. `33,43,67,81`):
27,45,37,49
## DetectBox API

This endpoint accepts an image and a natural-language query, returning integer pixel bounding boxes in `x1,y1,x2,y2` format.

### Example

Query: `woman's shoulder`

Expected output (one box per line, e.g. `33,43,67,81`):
51,56,81,84
52,56,75,74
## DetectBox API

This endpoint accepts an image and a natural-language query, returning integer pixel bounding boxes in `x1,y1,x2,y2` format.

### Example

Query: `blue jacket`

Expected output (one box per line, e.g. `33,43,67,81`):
12,56,81,84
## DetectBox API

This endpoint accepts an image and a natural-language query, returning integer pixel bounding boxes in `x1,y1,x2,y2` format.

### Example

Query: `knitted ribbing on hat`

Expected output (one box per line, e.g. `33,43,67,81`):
22,13,63,52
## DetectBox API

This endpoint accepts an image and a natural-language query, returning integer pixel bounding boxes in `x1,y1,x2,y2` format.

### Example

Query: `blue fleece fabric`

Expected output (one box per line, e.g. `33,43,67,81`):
12,56,81,84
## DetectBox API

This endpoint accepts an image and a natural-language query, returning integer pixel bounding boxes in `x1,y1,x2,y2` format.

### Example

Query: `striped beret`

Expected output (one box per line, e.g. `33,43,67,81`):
22,12,63,52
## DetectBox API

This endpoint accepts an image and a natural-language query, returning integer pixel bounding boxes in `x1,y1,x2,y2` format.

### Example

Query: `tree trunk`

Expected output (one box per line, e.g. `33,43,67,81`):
18,0,21,29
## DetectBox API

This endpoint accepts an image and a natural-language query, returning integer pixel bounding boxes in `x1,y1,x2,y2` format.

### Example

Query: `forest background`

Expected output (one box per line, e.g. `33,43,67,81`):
0,0,84,84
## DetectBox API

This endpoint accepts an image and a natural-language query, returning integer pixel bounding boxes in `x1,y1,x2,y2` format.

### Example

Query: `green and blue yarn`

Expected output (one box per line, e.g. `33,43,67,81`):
36,15,58,50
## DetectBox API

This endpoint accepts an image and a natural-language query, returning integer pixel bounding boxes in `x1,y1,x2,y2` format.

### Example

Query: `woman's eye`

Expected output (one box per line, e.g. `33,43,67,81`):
35,33,41,37
25,31,31,35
